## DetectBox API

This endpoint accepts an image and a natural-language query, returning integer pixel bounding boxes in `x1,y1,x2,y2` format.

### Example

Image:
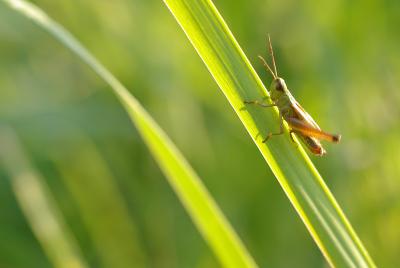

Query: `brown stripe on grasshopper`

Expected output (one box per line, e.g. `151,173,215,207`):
286,118,341,143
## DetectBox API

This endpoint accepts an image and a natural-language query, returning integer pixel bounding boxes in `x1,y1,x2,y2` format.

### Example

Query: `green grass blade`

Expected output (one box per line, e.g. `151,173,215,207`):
163,0,376,267
1,0,257,267
51,130,147,268
0,127,88,268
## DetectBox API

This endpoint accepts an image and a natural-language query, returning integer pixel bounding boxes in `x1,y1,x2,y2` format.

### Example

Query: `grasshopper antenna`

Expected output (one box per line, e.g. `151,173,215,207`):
258,55,276,79
267,34,278,78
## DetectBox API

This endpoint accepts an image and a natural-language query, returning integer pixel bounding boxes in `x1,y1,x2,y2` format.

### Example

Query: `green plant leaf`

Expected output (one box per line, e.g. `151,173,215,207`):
1,0,257,267
163,0,376,267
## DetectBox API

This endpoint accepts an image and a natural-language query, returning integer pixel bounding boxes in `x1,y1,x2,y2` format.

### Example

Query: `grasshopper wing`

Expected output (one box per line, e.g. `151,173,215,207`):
292,101,321,130
289,102,341,143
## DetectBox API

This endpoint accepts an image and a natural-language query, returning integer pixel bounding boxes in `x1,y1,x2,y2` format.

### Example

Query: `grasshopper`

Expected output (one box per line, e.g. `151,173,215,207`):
245,36,341,156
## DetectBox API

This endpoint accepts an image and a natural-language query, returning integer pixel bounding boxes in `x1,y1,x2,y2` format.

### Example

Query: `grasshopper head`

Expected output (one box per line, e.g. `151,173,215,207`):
269,77,288,101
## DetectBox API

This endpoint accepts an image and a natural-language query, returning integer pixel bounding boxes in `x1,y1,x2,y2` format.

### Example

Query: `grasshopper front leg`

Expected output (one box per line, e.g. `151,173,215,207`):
244,99,277,108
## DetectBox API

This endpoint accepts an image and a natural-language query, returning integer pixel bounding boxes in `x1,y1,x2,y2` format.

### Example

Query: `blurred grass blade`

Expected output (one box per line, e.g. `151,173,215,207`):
1,0,257,267
163,0,375,267
51,130,147,268
0,127,88,268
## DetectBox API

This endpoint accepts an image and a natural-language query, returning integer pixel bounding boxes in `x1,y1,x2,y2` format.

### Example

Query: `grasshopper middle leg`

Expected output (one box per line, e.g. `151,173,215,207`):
244,100,284,142
263,113,284,142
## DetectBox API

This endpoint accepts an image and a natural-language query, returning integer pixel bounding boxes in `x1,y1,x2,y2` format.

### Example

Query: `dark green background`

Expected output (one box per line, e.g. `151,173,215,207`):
0,0,399,267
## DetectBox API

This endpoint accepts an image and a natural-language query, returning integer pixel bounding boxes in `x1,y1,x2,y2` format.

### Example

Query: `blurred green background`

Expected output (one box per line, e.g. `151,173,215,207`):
0,0,399,267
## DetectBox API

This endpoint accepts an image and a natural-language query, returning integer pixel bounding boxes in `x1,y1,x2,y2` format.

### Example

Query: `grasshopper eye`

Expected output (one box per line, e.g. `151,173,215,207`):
275,81,284,91
274,78,287,92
